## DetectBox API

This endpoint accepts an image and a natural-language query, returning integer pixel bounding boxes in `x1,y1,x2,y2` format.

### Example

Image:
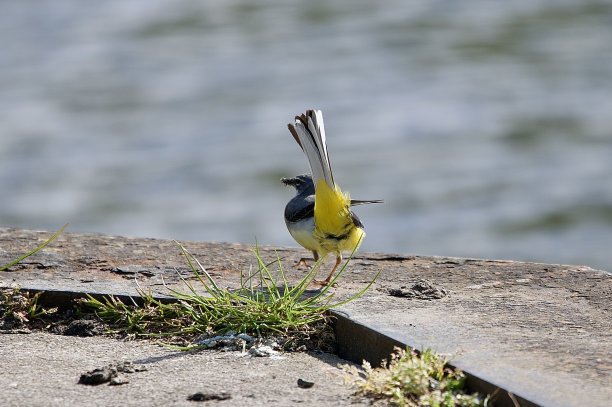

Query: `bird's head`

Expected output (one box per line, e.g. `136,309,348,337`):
281,174,315,195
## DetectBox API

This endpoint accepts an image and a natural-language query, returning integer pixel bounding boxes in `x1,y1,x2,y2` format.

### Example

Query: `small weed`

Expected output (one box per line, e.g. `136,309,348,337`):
83,241,381,348
345,347,489,407
81,291,192,338
0,287,58,330
1,225,67,330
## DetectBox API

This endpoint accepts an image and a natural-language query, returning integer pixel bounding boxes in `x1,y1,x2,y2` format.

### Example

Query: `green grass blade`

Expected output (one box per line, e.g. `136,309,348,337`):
0,223,68,271
323,267,383,309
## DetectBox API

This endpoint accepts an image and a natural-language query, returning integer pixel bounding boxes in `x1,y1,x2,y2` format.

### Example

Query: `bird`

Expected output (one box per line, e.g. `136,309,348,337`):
281,109,382,284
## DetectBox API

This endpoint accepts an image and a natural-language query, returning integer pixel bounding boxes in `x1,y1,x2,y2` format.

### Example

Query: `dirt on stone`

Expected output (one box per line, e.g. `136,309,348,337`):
187,391,232,402
53,319,107,336
79,361,148,386
385,279,449,300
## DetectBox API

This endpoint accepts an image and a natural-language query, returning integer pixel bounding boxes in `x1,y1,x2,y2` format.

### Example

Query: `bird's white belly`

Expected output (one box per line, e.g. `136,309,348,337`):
286,217,320,253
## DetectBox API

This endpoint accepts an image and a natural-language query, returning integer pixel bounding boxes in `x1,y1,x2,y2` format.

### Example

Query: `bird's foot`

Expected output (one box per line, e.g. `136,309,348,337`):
293,257,316,268
311,279,337,287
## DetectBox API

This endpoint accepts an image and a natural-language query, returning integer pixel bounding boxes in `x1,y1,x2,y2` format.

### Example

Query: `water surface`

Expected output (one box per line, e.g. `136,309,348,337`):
1,1,611,271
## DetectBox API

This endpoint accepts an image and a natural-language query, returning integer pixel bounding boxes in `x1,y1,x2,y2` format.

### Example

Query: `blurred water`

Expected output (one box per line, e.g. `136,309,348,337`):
1,0,611,271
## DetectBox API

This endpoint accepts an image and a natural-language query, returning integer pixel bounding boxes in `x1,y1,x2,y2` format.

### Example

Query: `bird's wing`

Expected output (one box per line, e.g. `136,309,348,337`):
284,199,315,223
287,110,335,190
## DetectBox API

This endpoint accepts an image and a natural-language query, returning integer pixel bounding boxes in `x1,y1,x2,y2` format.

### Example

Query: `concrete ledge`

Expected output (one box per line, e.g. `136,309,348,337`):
1,228,610,406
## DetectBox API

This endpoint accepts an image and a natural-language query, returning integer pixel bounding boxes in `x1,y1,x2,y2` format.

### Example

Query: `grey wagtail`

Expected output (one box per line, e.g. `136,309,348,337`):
281,109,382,284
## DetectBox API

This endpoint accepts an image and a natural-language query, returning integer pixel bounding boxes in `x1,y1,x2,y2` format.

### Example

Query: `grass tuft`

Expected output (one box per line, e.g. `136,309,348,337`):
82,241,381,348
81,290,190,337
1,287,58,329
345,347,489,407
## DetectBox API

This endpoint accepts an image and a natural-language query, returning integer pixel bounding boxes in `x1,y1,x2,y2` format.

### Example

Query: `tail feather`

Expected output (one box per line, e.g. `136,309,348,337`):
288,110,335,189
350,199,384,206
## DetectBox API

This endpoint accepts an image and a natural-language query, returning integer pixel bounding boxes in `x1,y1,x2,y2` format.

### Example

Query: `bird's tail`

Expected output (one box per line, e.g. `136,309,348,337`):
350,199,384,206
287,110,334,190
288,110,353,234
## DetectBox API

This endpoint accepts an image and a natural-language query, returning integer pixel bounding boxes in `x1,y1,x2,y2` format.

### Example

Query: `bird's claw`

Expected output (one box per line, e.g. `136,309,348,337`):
311,279,337,287
293,257,315,268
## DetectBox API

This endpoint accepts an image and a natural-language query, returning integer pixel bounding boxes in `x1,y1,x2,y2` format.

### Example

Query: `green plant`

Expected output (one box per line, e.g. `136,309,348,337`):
82,290,190,337
1,287,58,326
0,223,68,271
1,225,66,328
346,347,489,407
83,241,381,346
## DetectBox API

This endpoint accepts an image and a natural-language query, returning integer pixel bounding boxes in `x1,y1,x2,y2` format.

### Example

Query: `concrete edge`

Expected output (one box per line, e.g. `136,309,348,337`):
331,309,540,407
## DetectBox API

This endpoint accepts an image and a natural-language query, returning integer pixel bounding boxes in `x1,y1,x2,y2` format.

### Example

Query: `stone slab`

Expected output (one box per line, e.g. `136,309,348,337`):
0,332,362,407
1,228,610,407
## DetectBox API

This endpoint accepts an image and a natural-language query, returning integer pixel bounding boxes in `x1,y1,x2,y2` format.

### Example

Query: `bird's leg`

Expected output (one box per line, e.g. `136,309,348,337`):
294,251,319,268
315,255,342,286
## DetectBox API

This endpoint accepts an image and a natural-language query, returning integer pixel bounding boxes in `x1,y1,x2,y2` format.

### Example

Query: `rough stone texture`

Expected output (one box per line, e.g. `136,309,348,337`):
1,228,611,407
335,257,611,407
0,332,362,407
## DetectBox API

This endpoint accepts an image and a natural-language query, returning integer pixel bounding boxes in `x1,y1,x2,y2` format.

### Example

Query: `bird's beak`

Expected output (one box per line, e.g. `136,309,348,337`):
281,177,298,186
